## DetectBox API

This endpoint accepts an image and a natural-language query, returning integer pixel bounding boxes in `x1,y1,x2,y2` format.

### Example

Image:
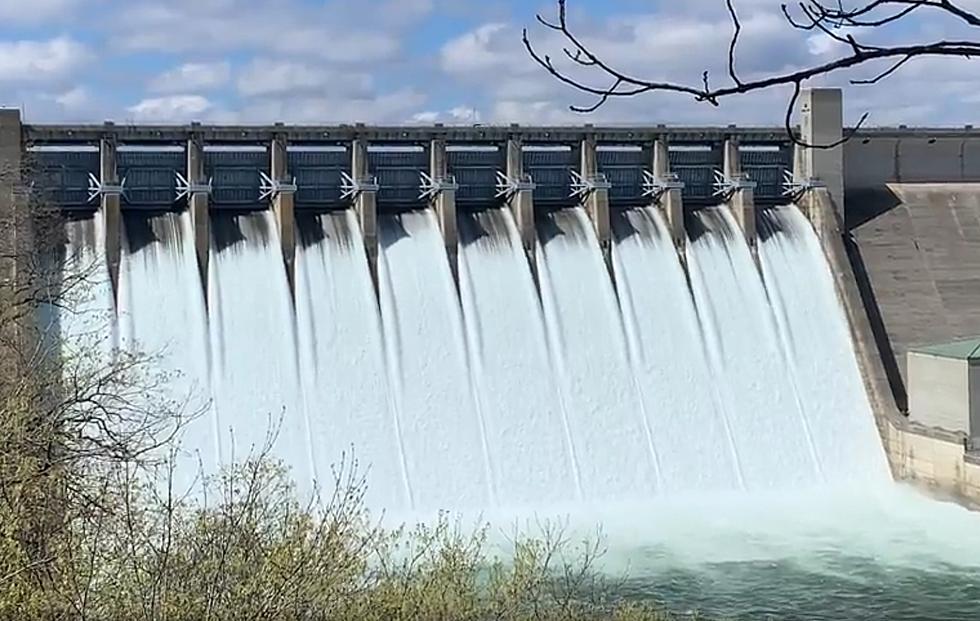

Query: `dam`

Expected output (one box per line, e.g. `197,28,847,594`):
4,88,980,618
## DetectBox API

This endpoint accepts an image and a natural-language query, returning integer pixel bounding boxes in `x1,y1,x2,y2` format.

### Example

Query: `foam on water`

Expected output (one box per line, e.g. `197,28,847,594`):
611,207,743,493
115,211,213,486
758,205,890,483
294,211,407,509
457,208,579,508
378,210,491,510
206,211,311,492
535,207,660,500
685,206,820,489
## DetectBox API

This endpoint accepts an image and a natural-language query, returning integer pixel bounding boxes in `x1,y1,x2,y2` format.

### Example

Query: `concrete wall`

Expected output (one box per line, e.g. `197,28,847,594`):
845,135,980,190
972,362,980,443
885,419,980,509
908,352,971,434
808,187,980,508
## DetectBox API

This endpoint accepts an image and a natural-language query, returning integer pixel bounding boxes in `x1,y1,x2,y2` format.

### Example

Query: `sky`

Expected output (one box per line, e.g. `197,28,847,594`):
0,0,977,126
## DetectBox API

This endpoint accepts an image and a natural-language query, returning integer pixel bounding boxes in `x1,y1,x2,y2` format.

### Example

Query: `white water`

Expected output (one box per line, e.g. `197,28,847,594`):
535,207,660,500
377,210,491,510
294,212,406,508
457,209,579,508
57,202,980,620
206,212,312,493
58,204,895,506
758,205,889,482
115,212,213,488
611,207,743,493
684,206,822,490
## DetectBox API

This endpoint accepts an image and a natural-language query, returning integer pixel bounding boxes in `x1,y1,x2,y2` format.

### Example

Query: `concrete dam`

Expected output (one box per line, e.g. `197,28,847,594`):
3,87,980,513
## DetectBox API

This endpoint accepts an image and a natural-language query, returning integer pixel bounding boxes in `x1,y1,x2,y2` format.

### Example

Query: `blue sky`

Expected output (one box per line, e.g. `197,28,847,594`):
0,0,976,126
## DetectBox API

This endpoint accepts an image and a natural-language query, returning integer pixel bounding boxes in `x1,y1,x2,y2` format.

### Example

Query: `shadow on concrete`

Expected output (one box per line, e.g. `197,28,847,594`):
845,187,902,231
844,230,909,413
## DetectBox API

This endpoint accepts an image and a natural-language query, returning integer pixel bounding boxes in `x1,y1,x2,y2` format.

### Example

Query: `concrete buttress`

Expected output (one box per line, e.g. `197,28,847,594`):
580,134,614,279
186,136,209,299
653,138,685,254
723,138,757,257
270,133,296,293
352,139,379,296
430,138,458,285
99,130,122,305
799,88,844,223
505,136,538,287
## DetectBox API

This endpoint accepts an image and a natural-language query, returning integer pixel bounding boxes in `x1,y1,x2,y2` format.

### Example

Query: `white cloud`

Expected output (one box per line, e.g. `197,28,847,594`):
0,37,91,82
233,88,427,124
127,95,212,122
149,61,230,93
236,59,373,98
54,86,89,109
116,2,400,62
0,0,79,22
411,111,439,123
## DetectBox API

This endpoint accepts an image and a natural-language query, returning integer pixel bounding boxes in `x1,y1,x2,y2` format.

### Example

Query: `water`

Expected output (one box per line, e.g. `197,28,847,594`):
116,211,213,487
684,207,823,489
206,212,311,492
378,210,491,510
757,206,889,483
56,204,980,620
535,207,661,500
457,209,579,507
294,211,406,508
611,207,742,492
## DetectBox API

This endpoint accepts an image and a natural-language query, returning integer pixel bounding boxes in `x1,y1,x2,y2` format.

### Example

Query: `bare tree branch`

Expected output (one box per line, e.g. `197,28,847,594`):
524,0,980,147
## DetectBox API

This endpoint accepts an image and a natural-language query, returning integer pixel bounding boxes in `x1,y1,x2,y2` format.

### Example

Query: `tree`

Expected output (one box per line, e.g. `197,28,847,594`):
524,0,978,145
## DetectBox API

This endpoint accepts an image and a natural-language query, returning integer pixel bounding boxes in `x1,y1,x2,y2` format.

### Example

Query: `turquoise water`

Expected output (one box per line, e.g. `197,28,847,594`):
529,486,980,621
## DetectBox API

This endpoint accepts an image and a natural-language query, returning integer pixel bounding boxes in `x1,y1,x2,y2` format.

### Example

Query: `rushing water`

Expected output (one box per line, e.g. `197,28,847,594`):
58,203,980,620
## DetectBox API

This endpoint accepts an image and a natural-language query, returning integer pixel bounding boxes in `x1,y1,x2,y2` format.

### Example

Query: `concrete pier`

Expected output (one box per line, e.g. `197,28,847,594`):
799,88,844,218
99,132,122,304
580,134,613,276
0,109,26,374
186,135,209,296
430,138,458,284
723,138,757,254
505,136,537,284
351,139,379,294
653,138,684,253
270,134,296,292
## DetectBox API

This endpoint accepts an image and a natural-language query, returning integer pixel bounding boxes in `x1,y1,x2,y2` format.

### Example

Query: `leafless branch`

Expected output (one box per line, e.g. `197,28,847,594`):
524,0,980,147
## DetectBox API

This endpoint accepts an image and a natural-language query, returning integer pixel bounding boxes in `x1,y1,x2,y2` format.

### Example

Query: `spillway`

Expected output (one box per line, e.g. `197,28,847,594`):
684,206,822,489
611,207,742,492
535,207,661,500
757,205,889,483
115,211,213,488
294,211,406,509
206,212,311,492
377,210,491,510
57,203,893,506
53,201,980,619
457,208,578,507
